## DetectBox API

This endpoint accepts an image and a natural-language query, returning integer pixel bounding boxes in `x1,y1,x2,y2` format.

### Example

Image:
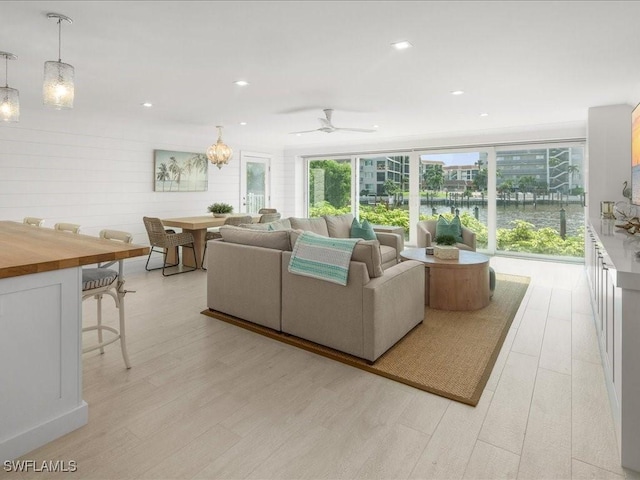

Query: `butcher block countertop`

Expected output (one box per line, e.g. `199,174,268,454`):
0,221,149,279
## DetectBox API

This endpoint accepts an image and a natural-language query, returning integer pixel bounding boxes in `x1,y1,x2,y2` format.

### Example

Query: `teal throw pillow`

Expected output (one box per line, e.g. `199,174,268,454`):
350,218,377,240
435,215,463,243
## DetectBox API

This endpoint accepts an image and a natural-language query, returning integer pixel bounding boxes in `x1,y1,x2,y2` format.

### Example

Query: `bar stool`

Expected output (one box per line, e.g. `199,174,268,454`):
23,217,44,227
82,229,134,368
54,222,82,234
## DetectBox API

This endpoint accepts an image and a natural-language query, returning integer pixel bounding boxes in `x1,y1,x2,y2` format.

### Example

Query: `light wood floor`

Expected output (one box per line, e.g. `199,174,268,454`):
3,257,639,480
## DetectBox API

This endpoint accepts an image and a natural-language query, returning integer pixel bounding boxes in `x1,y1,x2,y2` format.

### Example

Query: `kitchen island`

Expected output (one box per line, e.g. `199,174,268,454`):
0,221,149,461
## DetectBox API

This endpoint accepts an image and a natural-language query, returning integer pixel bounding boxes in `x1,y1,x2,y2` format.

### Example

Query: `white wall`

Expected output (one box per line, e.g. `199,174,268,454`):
586,104,633,218
0,112,285,273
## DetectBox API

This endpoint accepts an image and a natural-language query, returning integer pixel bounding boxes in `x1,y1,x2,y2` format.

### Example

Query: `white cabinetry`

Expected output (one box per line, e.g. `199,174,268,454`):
0,268,88,461
585,218,640,471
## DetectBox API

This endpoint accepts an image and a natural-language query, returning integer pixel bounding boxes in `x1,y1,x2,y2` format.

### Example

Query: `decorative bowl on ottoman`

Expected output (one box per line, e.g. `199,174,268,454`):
434,245,459,260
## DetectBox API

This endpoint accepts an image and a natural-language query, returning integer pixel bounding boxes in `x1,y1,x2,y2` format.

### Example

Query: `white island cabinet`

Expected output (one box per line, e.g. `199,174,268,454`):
0,221,148,462
586,217,640,471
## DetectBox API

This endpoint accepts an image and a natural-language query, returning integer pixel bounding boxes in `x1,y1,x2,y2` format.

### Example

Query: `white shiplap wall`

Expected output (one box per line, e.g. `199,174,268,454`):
0,115,285,273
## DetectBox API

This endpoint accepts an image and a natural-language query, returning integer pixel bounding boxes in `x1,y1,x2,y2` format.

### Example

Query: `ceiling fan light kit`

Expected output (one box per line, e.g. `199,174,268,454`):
290,108,377,135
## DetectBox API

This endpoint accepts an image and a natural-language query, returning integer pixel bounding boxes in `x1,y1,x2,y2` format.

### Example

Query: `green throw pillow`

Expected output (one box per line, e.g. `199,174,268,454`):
435,215,463,243
350,218,377,240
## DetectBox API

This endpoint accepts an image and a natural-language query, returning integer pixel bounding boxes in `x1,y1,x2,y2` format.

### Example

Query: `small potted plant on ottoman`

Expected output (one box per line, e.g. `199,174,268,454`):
434,234,459,260
208,202,233,218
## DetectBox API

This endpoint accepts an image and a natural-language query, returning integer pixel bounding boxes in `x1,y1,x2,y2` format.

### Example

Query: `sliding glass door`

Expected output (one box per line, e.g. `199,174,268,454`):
305,141,585,260
307,157,353,217
355,154,410,235
417,150,491,250
495,144,584,258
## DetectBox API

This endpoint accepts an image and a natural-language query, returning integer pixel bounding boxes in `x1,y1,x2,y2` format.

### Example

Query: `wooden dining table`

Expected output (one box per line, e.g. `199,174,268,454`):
161,214,261,269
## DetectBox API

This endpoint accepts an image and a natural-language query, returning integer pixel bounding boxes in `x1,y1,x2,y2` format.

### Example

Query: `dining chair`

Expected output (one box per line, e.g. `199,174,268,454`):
202,215,253,270
23,217,44,227
142,216,197,276
258,208,278,214
54,222,82,234
82,229,134,369
259,212,281,223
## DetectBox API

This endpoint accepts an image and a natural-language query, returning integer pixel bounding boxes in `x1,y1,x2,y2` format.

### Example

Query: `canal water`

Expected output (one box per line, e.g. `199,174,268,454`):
421,203,585,237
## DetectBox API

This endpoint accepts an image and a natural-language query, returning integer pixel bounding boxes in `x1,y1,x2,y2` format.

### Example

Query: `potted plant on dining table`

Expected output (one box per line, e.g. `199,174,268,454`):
207,202,234,218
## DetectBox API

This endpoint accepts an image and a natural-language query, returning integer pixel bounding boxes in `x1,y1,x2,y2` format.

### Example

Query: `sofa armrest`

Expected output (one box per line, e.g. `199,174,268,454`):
461,227,477,251
375,232,404,262
362,260,425,361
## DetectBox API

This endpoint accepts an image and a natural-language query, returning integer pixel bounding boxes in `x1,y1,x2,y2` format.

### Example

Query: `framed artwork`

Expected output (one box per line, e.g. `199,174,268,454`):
154,150,208,192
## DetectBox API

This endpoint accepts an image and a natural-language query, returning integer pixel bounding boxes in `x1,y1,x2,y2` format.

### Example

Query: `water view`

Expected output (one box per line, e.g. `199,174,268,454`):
422,202,584,237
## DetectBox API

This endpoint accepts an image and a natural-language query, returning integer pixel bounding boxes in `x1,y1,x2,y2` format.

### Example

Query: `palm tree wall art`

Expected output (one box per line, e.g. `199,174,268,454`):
154,150,208,192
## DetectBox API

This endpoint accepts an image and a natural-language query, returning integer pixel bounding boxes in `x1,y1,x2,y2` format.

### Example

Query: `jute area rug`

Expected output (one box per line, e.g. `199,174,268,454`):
201,273,530,406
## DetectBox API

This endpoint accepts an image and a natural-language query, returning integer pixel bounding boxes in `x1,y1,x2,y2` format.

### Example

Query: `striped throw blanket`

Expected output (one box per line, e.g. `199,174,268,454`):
288,231,360,286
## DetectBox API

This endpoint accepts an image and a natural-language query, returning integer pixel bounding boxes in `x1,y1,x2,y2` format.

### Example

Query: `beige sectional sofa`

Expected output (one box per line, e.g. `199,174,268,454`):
206,215,424,362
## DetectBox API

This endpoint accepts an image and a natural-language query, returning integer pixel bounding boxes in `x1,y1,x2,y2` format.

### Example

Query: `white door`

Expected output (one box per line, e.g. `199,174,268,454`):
240,151,271,214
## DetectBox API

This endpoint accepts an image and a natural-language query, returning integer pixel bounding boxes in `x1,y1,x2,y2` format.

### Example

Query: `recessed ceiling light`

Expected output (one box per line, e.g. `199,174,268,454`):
450,90,465,96
239,122,247,126
372,125,379,129
296,133,302,137
480,113,489,117
141,102,153,107
234,80,249,86
391,40,412,50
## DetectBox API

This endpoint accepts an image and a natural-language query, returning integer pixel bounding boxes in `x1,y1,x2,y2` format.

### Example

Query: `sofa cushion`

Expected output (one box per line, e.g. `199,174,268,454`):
350,218,377,240
289,217,330,236
239,218,292,231
379,245,397,266
323,214,354,238
219,225,292,251
352,240,384,278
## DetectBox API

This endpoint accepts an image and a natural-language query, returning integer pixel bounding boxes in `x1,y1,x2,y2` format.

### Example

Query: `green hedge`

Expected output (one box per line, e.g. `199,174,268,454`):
309,202,584,257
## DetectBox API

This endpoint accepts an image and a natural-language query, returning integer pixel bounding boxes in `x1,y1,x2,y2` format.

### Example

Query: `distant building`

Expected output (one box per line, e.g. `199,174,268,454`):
359,155,408,196
496,147,583,193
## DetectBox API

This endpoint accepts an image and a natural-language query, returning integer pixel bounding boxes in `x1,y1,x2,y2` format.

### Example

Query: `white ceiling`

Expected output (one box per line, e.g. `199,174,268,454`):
3,1,640,150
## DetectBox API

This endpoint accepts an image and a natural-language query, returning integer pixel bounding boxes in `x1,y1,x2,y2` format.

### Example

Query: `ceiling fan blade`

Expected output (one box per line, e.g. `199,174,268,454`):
289,129,322,134
318,117,332,128
333,127,377,133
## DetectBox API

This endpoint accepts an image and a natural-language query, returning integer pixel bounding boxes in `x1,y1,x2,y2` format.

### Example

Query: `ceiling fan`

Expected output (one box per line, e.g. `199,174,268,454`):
290,109,376,134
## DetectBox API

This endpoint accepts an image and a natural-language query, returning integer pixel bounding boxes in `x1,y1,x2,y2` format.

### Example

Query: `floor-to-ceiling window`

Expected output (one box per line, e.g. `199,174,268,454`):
417,150,491,250
495,144,584,258
305,140,585,260
355,154,410,235
307,157,352,217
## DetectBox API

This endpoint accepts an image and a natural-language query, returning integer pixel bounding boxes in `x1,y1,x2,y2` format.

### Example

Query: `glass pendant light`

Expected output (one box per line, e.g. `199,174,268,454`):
0,52,19,122
43,13,74,109
206,126,233,169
